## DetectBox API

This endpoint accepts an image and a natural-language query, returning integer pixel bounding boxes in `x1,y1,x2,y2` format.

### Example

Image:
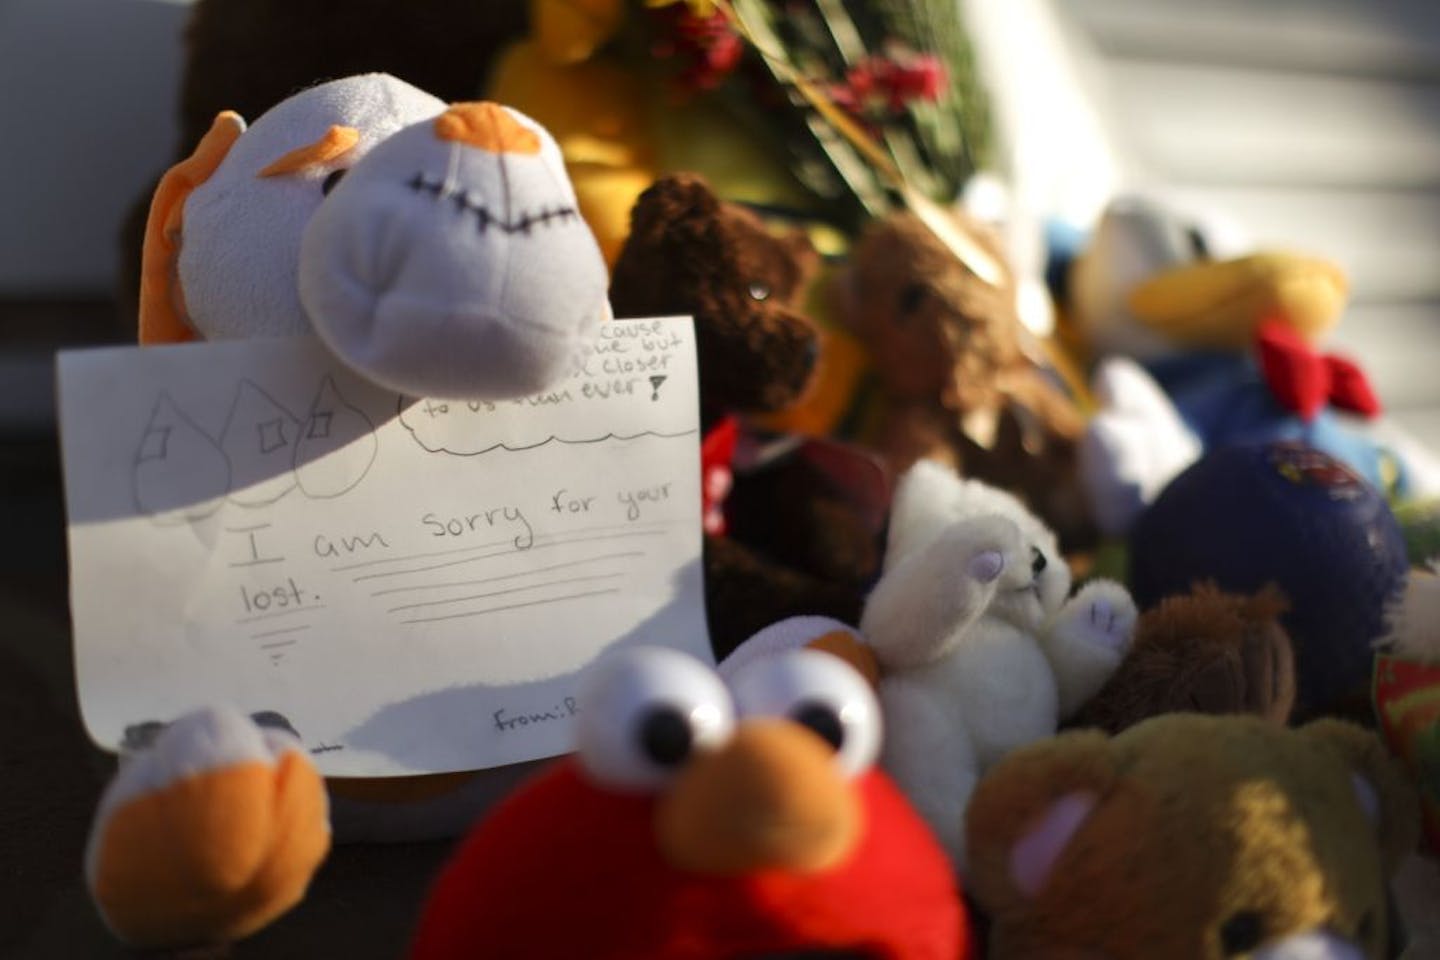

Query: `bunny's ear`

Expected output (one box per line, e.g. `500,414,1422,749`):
883,460,962,563
138,111,245,344
965,730,1118,914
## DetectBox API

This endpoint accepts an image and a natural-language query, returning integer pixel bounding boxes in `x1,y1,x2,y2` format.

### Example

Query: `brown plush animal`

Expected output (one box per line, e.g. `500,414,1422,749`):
610,174,886,659
1071,582,1297,734
967,714,1420,960
840,210,1094,549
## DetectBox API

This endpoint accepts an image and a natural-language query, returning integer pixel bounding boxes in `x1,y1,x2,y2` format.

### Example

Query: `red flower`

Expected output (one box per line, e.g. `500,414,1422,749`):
880,54,947,107
842,50,949,114
649,4,745,92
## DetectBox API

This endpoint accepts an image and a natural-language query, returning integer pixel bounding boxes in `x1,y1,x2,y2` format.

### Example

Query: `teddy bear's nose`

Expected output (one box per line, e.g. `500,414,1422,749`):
654,719,860,875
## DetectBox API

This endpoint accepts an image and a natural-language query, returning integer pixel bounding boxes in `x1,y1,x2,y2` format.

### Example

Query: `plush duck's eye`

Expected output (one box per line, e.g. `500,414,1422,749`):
575,647,734,791
1030,546,1048,577
1185,224,1211,260
1218,911,1265,956
729,649,881,778
321,168,348,195
748,282,771,302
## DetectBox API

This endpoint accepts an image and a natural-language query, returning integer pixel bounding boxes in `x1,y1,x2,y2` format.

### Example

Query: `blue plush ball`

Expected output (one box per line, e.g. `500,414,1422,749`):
1130,441,1408,715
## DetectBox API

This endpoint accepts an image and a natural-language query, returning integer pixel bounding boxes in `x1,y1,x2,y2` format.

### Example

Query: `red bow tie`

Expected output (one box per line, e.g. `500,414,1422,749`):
700,416,739,536
1256,319,1381,422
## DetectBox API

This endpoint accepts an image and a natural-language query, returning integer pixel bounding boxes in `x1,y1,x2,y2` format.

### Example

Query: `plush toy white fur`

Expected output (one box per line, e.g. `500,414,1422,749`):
859,460,1137,864
1069,196,1227,535
1380,561,1440,663
143,72,607,399
1079,356,1202,537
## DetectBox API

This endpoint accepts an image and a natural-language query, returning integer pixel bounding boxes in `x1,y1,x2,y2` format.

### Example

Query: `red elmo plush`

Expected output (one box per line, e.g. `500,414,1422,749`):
409,647,970,959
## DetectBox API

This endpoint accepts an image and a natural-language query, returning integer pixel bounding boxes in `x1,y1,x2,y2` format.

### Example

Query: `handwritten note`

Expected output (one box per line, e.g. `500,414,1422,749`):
58,318,708,776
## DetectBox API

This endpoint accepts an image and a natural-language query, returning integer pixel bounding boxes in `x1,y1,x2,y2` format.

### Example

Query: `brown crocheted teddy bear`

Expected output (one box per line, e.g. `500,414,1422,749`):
610,173,887,659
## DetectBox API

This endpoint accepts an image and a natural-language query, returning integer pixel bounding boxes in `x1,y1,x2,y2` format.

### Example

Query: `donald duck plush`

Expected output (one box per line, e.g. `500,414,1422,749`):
1070,194,1428,535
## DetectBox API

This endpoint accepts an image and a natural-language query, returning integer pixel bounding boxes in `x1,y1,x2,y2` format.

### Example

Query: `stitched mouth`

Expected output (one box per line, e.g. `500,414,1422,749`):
407,172,580,235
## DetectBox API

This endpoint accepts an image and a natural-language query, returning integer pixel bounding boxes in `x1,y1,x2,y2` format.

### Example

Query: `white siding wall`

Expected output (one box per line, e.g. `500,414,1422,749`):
1047,0,1440,448
0,0,193,296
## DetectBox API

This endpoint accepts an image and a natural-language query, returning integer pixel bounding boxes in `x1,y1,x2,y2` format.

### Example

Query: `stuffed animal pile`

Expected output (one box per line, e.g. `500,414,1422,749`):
77,2,1440,951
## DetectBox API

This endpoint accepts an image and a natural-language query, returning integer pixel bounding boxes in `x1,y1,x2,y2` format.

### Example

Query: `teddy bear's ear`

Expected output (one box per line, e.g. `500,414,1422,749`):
1298,718,1421,875
626,173,722,243
884,460,961,563
138,111,246,345
610,173,725,317
965,730,1118,914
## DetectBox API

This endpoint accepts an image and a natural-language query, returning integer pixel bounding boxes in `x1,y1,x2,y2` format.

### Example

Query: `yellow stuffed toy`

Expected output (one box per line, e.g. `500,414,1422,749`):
486,0,655,266
484,0,817,266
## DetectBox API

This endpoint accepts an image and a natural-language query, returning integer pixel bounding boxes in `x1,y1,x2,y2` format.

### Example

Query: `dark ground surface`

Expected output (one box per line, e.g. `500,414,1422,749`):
0,304,459,959
0,434,463,960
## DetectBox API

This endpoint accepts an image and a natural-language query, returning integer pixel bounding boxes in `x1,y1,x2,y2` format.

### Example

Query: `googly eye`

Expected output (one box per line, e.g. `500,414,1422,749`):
728,649,881,778
574,647,734,791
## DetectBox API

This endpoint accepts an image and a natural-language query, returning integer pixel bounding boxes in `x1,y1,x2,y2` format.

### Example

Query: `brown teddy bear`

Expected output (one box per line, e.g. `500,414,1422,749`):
967,713,1420,960
840,209,1095,550
1070,582,1297,735
609,173,886,659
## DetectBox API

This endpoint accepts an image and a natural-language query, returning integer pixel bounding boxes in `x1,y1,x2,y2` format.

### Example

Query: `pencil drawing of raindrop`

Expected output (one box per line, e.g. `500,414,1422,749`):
221,380,300,506
132,391,231,525
295,375,378,498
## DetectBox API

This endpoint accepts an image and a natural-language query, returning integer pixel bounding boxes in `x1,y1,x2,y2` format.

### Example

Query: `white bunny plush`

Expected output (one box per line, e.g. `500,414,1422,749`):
859,460,1137,864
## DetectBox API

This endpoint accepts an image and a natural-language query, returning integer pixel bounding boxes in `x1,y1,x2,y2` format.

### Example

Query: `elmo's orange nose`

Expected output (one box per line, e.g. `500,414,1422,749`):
656,719,859,875
434,102,541,155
